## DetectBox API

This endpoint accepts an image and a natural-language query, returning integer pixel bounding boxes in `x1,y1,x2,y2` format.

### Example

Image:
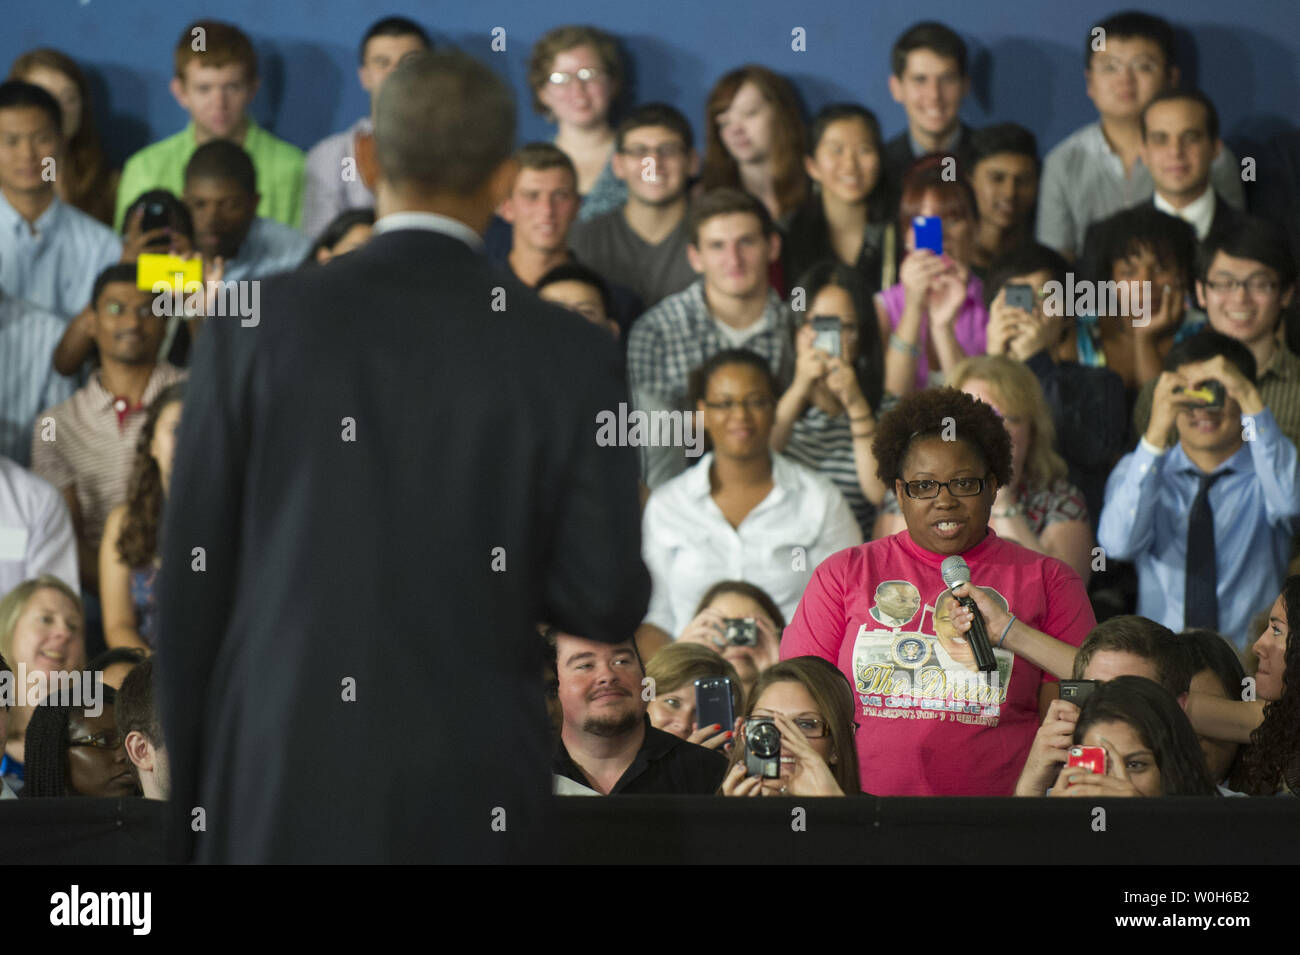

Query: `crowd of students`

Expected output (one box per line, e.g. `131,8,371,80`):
1,11,1298,815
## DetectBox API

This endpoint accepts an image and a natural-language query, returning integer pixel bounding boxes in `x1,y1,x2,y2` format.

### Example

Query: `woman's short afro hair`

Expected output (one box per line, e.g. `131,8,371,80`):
872,388,1014,488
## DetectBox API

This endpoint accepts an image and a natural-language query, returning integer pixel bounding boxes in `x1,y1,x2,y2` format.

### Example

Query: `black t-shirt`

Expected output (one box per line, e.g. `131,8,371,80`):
554,719,728,795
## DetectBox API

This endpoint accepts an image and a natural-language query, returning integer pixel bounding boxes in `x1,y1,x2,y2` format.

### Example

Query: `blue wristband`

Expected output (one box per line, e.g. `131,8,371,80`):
998,615,1016,648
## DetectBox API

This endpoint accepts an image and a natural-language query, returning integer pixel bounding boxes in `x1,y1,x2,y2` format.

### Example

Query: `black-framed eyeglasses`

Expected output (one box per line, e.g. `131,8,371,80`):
704,397,774,413
901,475,990,499
68,732,120,750
1204,278,1280,296
621,144,686,161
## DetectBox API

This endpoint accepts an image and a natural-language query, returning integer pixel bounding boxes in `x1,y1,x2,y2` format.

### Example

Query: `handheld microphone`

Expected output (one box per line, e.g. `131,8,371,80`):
940,555,999,672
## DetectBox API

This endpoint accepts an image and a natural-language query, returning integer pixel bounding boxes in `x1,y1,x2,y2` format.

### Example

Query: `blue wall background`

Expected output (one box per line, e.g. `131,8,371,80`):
5,0,1298,166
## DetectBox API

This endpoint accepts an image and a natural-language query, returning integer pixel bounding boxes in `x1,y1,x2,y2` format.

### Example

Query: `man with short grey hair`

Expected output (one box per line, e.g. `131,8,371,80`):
158,50,649,863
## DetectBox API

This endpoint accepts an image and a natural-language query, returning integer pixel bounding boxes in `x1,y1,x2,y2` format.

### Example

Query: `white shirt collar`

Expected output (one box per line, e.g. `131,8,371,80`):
682,451,796,501
1153,186,1216,240
372,211,484,252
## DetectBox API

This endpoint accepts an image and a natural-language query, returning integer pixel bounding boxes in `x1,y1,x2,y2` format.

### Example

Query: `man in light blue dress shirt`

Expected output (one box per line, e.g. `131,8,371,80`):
1099,332,1300,651
0,81,121,321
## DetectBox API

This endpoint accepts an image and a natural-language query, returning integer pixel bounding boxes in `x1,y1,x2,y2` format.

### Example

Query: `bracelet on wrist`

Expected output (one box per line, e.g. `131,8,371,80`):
889,334,920,358
998,615,1017,648
993,504,1023,519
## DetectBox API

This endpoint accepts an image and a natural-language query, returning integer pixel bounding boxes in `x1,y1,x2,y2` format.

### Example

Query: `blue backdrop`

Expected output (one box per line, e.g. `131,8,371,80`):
5,0,1298,165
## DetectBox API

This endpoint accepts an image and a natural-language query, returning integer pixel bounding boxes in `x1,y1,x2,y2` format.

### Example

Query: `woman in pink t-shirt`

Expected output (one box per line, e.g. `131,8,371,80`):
781,388,1096,796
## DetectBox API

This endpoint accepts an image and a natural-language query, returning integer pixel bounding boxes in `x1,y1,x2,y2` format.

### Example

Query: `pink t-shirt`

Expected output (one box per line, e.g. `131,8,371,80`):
781,529,1094,796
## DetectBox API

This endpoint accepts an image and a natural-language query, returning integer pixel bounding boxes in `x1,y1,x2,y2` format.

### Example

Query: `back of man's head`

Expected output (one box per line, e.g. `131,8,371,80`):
116,658,169,800
1073,615,1191,696
1163,329,1257,383
184,139,257,195
373,50,515,196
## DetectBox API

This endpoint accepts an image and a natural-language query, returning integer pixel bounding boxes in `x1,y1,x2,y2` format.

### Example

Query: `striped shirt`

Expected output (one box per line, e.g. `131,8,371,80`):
628,279,796,487
30,363,186,550
0,192,122,321
0,294,77,465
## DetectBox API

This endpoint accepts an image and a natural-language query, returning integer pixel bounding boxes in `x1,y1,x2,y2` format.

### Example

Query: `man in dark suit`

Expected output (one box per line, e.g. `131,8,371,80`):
155,51,650,863
880,22,975,213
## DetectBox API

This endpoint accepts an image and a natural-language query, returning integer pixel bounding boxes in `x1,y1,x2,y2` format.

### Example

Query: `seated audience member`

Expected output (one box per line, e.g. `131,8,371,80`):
627,189,795,488
30,264,185,593
1139,89,1243,242
100,383,185,652
304,208,374,266
783,104,894,299
982,243,1127,524
55,189,198,375
1234,579,1300,795
0,651,13,798
1075,205,1199,393
782,388,1096,796
568,102,699,310
9,48,116,225
1099,332,1300,651
875,356,1093,583
302,17,429,239
498,143,581,285
549,629,728,794
876,156,987,395
701,65,808,230
116,657,168,800
22,685,137,797
674,580,785,697
773,262,888,533
114,20,304,229
644,642,744,749
527,25,627,221
1047,675,1217,797
536,262,619,338
89,646,146,690
720,656,861,796
1180,628,1250,793
1015,615,1190,795
639,350,862,649
182,140,311,283
0,290,75,465
880,22,974,210
1132,217,1300,452
0,575,85,787
1036,11,1244,260
967,123,1039,273
0,456,78,596
0,80,121,320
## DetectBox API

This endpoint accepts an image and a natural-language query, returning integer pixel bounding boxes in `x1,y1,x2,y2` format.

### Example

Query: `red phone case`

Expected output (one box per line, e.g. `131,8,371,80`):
1066,745,1106,778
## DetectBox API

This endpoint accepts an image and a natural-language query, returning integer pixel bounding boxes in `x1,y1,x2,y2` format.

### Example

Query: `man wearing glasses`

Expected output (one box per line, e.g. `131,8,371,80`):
1036,12,1244,260
30,264,184,596
569,102,701,313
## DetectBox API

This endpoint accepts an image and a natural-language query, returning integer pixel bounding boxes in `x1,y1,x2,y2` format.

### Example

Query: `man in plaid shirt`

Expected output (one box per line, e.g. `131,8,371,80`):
627,188,796,488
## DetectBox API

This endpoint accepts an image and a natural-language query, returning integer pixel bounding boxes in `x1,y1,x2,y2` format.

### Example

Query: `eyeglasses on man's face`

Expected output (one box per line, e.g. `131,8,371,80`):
900,475,990,499
1204,277,1280,296
548,68,603,87
620,143,686,161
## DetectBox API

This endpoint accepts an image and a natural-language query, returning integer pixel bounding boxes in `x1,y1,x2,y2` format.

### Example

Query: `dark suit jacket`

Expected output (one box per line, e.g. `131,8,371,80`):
155,227,650,863
881,123,975,215
1079,191,1244,278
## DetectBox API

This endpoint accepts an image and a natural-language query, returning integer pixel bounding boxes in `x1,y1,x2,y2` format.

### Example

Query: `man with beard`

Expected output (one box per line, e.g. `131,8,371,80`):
182,140,310,283
551,630,727,794
30,264,185,594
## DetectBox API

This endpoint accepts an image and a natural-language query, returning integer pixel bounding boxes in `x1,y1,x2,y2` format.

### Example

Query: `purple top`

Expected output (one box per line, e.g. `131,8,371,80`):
880,272,988,392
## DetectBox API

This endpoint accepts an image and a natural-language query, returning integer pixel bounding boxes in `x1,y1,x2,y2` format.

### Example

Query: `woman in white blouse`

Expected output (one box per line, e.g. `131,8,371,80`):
636,349,863,654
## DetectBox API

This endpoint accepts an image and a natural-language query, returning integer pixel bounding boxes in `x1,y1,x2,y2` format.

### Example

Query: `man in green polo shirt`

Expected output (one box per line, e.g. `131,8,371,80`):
114,19,304,230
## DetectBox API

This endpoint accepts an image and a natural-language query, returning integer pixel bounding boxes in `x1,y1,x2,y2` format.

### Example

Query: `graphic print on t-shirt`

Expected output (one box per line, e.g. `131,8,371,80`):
853,583,1013,727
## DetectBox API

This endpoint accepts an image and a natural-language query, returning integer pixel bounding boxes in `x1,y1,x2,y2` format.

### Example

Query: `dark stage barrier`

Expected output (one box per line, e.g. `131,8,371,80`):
3,796,1296,864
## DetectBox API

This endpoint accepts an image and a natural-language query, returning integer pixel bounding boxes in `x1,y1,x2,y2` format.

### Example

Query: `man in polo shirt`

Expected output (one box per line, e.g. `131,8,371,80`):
1036,11,1244,260
880,21,975,209
627,188,795,489
30,264,185,592
302,16,430,240
1132,217,1300,452
550,629,727,795
0,81,121,321
568,102,699,311
1140,89,1243,243
183,140,310,283
114,20,305,230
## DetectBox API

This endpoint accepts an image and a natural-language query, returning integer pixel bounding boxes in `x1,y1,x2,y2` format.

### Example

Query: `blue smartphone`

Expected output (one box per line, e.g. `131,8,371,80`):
913,215,943,255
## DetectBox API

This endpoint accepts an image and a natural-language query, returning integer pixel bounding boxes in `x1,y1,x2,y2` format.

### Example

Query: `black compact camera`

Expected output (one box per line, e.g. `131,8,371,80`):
723,617,759,647
1173,379,1226,410
744,717,782,778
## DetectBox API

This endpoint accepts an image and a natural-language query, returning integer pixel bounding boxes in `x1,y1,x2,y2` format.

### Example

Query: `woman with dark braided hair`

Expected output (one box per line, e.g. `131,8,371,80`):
782,387,1096,796
23,685,137,798
98,383,186,651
